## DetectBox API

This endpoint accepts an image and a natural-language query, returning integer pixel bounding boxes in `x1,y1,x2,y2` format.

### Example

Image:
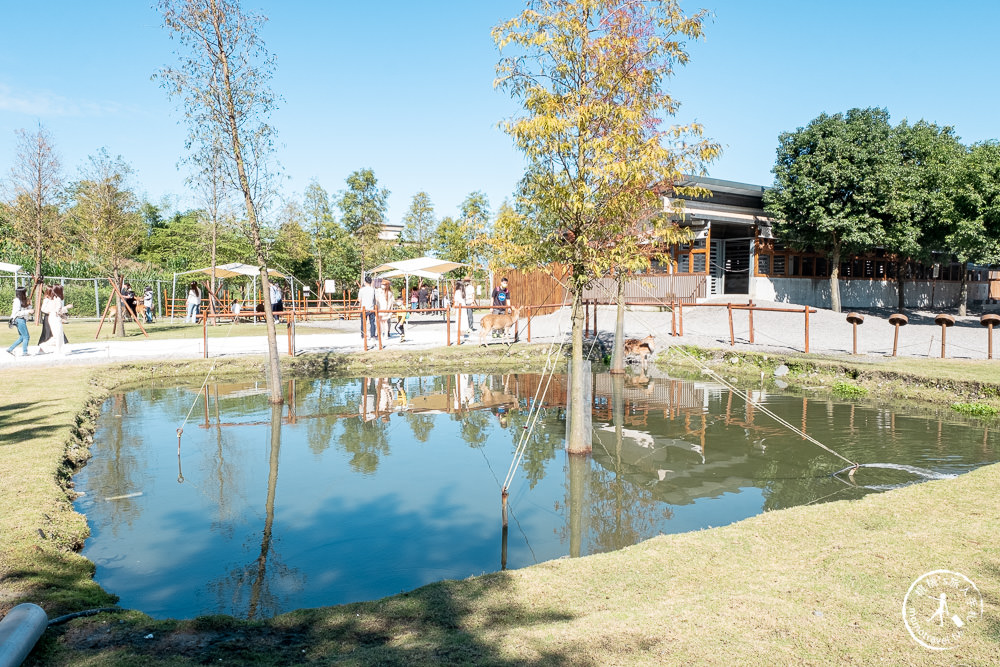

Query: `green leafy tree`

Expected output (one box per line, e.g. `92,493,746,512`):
459,191,490,275
302,180,340,285
338,168,389,279
400,191,436,254
885,120,964,311
947,142,1000,314
272,199,312,277
494,0,718,452
764,108,898,313
69,149,144,336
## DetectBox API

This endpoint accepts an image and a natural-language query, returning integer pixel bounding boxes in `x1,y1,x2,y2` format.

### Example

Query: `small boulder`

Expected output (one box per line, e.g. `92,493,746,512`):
773,364,790,377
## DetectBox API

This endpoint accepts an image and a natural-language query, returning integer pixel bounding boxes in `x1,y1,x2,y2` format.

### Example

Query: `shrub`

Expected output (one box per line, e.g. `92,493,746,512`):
832,381,868,399
950,402,999,418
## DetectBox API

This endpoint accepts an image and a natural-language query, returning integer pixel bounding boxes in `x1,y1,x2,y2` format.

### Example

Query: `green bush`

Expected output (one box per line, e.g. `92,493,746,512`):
832,381,868,399
950,402,1000,417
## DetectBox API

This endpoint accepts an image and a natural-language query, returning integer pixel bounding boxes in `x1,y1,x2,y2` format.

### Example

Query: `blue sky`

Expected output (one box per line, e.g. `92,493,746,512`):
2,1,998,226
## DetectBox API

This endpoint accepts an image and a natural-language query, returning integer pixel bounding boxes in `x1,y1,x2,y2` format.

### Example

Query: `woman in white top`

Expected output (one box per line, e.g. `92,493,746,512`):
186,282,201,323
7,287,34,357
374,280,392,338
39,285,72,354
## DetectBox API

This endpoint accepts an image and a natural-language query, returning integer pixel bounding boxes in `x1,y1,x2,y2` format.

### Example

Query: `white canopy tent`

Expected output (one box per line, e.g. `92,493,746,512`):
0,261,23,275
370,257,468,301
172,263,286,321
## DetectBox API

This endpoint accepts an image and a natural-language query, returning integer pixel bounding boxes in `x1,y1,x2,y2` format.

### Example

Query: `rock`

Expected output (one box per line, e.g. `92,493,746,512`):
774,364,790,377
775,379,788,390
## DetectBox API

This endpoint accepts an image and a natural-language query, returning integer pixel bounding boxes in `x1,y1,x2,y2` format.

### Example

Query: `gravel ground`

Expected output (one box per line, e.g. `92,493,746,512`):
3,299,998,368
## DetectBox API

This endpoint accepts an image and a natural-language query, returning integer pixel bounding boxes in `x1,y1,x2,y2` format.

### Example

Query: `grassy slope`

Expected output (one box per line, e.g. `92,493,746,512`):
2,347,998,665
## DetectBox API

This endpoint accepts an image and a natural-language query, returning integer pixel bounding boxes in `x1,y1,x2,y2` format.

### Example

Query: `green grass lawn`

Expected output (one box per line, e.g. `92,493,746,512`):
2,349,998,665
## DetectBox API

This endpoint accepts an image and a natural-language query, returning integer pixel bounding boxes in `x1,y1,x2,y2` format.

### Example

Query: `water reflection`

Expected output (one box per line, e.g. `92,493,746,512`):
74,372,998,620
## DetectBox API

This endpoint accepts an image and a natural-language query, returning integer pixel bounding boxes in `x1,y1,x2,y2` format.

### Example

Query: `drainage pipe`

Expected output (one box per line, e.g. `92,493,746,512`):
0,603,48,667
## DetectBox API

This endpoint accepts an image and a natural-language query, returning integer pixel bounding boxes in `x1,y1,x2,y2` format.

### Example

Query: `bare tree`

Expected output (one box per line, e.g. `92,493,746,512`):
189,137,230,324
70,149,144,337
6,125,64,323
158,0,284,403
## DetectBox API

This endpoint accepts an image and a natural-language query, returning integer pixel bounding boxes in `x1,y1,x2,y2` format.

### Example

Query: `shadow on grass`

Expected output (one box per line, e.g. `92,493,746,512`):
2,547,117,618
34,571,597,665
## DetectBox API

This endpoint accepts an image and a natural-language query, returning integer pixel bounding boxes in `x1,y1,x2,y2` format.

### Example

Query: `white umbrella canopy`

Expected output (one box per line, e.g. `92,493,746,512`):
379,268,441,281
175,262,285,279
0,261,23,274
370,256,466,277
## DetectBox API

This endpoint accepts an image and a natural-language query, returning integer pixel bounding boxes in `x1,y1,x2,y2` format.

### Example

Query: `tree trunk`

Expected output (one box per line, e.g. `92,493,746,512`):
896,261,906,312
829,244,842,313
258,269,284,405
210,220,218,326
113,270,126,337
32,255,42,325
248,401,282,620
567,289,591,454
958,262,968,316
567,451,588,558
610,274,626,373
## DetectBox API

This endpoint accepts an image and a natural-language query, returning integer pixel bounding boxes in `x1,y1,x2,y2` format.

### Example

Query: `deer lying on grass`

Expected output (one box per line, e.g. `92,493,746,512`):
623,334,655,372
479,306,522,346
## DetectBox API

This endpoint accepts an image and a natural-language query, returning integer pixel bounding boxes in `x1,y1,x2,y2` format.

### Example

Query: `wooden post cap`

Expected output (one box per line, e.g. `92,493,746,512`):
980,313,1000,327
888,313,908,326
934,314,955,327
846,312,864,325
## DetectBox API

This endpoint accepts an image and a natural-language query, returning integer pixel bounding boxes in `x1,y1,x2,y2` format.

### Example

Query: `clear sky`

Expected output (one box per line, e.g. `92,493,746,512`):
2,1,998,227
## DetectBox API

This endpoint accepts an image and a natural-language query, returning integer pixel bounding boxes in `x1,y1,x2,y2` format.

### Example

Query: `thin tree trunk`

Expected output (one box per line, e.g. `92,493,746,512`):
114,269,126,337
829,244,841,313
958,262,968,316
214,12,282,404
210,220,218,326
567,288,590,454
567,452,587,558
610,274,626,373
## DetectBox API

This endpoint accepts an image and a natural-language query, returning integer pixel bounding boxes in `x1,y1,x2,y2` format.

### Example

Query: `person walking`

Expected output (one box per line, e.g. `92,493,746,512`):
269,280,284,321
357,275,376,339
418,283,429,310
186,282,201,323
39,285,71,355
375,279,392,339
431,286,439,310
462,281,475,331
37,285,55,348
143,286,155,323
6,287,33,357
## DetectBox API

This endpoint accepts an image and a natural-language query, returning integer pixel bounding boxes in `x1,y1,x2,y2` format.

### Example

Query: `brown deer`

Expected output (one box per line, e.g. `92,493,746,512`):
623,334,655,372
479,306,521,346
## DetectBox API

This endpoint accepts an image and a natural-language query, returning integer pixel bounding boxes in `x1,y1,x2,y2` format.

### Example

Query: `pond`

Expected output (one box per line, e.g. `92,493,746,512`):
73,372,998,619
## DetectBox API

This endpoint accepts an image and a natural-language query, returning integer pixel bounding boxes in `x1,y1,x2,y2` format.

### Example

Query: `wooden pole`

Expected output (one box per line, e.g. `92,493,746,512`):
804,306,810,354
989,323,994,360
748,300,755,344
286,312,294,356
446,306,451,346
852,321,858,355
940,323,947,359
892,324,900,357
678,299,684,336
202,311,208,359
727,303,734,346
527,306,531,342
376,306,383,350
457,304,463,345
584,300,589,338
671,299,677,336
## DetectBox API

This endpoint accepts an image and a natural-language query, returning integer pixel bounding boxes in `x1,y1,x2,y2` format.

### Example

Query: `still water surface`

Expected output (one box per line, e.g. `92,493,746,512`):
74,373,998,619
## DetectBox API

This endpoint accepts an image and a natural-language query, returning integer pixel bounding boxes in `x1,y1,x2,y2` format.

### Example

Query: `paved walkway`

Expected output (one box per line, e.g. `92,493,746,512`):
3,301,998,368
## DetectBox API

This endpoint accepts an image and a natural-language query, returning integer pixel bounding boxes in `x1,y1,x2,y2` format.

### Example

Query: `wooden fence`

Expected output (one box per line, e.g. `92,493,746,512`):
500,267,706,315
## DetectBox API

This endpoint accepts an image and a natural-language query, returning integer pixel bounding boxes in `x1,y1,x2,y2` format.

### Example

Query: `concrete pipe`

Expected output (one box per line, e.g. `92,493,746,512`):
0,604,48,667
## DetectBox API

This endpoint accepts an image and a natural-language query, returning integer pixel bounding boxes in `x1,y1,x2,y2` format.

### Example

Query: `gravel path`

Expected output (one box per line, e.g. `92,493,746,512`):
3,299,997,368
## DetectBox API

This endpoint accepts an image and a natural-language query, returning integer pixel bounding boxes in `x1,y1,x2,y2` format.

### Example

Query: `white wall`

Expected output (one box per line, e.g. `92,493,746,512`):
753,277,988,309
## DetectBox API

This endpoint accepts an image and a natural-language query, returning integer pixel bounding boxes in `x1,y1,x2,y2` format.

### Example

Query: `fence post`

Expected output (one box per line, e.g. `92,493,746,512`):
446,306,451,346
202,312,208,359
287,312,294,356
527,306,531,343
678,299,684,337
584,300,590,338
671,299,677,337
457,304,462,345
728,303,734,346
748,301,755,344
804,306,810,353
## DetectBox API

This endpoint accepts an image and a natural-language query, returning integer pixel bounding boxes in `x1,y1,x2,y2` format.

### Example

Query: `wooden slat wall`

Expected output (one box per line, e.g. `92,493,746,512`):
495,267,706,314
